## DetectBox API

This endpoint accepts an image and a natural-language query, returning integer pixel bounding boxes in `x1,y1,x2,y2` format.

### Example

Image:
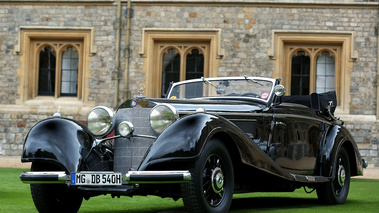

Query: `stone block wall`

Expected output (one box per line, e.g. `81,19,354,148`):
346,120,379,167
0,112,86,156
128,5,378,113
0,4,118,106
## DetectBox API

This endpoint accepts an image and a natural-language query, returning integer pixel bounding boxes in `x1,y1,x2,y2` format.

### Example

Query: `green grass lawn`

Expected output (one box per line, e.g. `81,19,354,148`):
1,168,378,213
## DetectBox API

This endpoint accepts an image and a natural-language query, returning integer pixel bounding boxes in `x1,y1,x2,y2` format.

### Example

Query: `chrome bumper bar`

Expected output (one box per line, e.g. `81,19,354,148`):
20,170,191,185
20,171,68,184
125,171,191,184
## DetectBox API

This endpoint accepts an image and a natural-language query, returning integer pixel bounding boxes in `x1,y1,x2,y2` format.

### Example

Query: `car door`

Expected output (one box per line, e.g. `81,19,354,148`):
269,103,322,175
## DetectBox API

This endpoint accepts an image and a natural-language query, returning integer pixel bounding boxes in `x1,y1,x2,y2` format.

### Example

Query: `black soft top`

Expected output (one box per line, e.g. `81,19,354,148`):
281,91,337,115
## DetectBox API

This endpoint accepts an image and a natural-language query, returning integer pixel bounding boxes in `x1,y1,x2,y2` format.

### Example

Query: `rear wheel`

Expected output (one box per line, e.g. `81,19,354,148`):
30,163,83,213
317,146,351,204
181,138,234,213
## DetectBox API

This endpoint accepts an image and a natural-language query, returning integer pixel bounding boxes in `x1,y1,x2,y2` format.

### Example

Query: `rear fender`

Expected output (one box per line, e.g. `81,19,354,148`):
320,125,363,177
22,118,93,173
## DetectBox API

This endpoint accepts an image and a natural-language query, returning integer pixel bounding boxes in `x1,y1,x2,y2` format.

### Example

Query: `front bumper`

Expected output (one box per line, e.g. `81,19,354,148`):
20,171,67,184
20,170,191,185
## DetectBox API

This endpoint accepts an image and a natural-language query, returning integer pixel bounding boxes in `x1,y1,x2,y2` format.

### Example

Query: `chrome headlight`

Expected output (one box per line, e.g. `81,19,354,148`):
87,106,115,136
118,121,134,137
150,104,178,134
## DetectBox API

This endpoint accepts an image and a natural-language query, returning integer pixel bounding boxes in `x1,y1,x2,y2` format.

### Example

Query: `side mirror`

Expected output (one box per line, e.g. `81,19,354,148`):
274,85,285,97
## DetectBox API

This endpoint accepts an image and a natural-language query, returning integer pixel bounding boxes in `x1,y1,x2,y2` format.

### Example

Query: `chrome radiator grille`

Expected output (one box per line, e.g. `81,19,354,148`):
114,108,157,174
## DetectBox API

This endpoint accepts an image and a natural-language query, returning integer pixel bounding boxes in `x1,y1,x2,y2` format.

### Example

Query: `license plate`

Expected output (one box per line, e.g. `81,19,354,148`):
71,172,122,185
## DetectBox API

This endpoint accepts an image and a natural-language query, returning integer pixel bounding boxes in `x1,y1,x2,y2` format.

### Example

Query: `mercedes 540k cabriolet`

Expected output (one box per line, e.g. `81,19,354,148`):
20,76,367,213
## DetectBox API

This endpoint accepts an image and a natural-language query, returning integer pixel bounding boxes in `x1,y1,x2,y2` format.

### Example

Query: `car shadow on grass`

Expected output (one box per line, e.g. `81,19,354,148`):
79,197,319,213
229,197,320,212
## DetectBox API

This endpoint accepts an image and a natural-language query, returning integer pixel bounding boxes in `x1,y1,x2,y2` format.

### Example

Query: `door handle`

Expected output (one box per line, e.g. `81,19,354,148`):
275,121,287,128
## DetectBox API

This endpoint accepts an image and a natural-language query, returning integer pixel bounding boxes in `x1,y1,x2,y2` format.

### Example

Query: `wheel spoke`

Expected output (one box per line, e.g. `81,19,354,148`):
333,156,347,196
182,139,233,212
203,154,226,207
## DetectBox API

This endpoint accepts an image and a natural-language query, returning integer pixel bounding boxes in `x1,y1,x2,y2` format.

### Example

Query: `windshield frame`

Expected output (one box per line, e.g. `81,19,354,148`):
165,76,279,106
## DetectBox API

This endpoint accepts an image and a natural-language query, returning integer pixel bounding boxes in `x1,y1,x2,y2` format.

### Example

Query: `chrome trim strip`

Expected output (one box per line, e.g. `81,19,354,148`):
275,113,332,124
125,170,191,184
133,134,157,139
179,111,266,117
20,171,68,184
179,111,333,125
93,134,157,147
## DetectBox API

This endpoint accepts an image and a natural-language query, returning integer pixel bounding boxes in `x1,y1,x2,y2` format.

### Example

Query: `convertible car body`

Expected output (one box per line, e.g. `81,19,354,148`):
20,76,367,213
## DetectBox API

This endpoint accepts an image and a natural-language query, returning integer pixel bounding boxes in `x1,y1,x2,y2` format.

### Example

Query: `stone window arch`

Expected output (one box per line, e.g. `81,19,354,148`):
270,31,357,113
15,27,96,108
139,28,223,98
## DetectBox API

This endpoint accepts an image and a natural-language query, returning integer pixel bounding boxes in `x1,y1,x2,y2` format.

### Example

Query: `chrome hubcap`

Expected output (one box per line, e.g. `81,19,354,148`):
337,163,345,187
211,167,224,194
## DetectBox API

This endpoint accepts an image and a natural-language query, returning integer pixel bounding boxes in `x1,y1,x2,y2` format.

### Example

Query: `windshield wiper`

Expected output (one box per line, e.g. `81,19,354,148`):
244,75,263,86
201,77,218,89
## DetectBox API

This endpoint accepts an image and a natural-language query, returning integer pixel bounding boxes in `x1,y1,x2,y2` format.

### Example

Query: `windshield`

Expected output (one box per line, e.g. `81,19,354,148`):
166,77,274,101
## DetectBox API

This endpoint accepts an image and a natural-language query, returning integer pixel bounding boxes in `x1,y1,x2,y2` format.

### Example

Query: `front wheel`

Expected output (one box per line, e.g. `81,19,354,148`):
181,138,234,213
316,146,351,205
30,163,83,213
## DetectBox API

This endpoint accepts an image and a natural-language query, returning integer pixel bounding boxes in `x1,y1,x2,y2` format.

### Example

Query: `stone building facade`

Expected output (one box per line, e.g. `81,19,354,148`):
0,0,378,167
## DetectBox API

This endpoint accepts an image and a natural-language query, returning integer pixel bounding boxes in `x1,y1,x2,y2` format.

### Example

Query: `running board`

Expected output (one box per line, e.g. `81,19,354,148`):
290,173,330,183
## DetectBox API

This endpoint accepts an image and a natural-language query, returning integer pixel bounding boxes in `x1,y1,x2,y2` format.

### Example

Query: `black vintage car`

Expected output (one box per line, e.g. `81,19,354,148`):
20,76,367,213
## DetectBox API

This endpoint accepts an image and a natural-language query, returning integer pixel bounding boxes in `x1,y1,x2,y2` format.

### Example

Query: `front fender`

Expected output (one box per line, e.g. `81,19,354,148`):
138,113,217,171
22,117,93,173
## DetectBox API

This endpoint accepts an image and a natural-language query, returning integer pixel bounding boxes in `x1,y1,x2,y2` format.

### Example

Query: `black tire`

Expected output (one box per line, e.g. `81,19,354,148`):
30,163,83,213
181,138,234,213
316,146,351,205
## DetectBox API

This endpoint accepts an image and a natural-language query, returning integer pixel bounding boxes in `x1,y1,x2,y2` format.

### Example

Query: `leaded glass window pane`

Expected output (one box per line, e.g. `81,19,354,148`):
162,48,180,97
291,51,310,95
38,46,56,96
316,51,335,93
185,49,204,80
185,49,204,98
61,47,78,96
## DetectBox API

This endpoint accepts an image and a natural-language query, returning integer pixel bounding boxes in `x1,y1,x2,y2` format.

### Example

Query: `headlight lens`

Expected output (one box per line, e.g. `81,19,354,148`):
150,104,178,134
118,121,134,137
87,106,114,136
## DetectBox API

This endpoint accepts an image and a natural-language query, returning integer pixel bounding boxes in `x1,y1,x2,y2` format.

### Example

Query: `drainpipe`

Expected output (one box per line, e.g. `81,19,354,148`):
113,0,122,108
377,24,379,119
124,0,132,100
376,6,379,119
